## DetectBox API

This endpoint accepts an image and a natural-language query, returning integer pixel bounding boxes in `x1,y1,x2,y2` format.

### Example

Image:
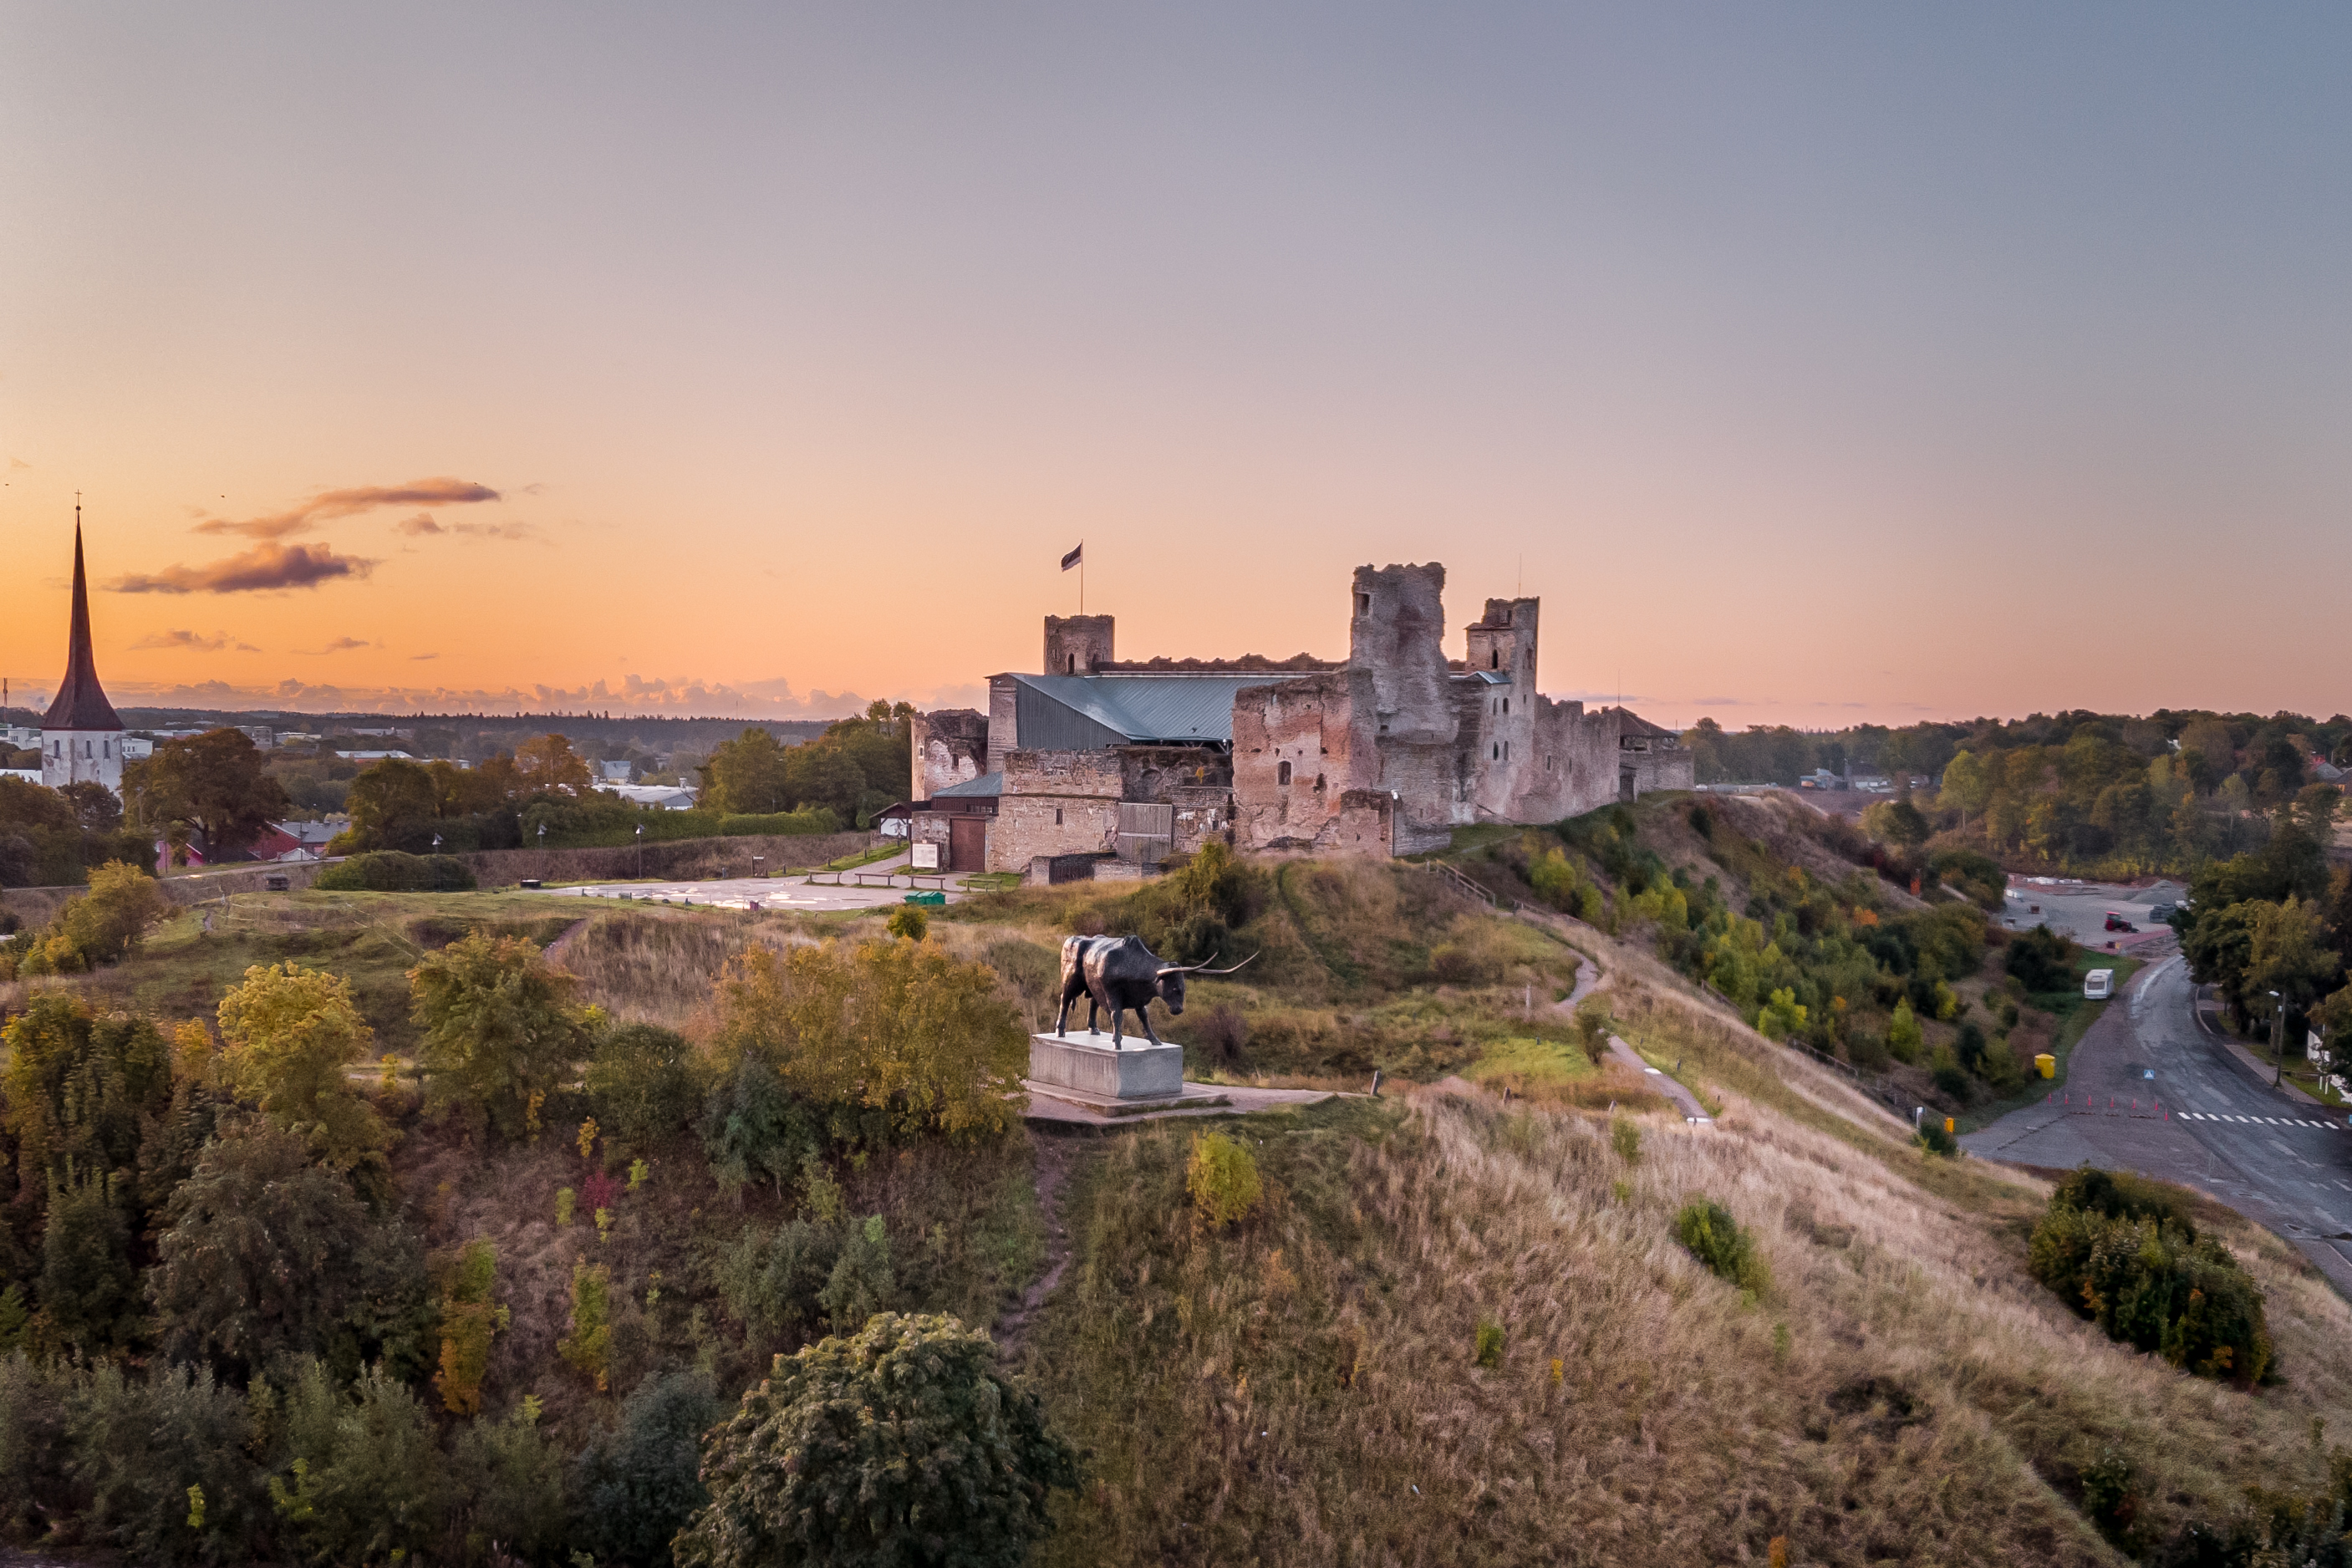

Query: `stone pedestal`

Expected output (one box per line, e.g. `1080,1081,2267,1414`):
1028,1031,1184,1102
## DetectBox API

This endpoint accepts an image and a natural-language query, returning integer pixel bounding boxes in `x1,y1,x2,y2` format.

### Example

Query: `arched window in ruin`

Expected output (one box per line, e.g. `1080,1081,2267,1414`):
1278,761,1292,785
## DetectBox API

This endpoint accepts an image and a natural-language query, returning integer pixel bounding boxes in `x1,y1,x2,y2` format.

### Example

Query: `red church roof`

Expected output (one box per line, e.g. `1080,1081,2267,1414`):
42,522,123,733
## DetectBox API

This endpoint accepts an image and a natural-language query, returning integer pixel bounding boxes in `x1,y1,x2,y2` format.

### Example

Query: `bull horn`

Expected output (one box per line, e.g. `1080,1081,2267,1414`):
1157,951,1259,978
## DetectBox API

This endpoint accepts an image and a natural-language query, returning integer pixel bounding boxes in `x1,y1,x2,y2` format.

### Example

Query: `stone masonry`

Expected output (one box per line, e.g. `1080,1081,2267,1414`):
913,558,1692,872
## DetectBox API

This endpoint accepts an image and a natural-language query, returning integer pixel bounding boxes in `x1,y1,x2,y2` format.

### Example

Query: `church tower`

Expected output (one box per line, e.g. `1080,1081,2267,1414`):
41,509,125,792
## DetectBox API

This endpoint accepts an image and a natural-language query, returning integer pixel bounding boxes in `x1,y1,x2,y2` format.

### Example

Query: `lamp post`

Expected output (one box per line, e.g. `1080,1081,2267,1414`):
635,822,644,879
2271,990,2285,1087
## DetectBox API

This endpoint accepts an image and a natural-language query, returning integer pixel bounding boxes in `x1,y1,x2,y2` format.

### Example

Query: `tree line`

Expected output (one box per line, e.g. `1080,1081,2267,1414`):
1,915,1073,1566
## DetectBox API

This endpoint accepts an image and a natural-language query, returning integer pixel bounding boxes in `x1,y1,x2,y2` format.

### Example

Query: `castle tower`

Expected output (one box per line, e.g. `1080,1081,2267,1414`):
1043,614,1114,676
41,511,125,793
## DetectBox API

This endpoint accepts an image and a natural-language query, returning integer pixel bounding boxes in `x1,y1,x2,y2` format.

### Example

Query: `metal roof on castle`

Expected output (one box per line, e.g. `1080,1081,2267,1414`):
42,524,123,733
1010,672,1272,746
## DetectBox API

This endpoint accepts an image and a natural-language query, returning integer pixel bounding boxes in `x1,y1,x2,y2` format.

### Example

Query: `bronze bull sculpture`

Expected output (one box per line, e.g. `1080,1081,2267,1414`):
1054,934,1255,1048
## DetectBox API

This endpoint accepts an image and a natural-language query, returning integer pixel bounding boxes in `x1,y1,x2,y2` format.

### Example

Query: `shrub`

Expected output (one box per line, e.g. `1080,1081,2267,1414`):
64,1361,264,1567
558,1261,613,1392
1917,1120,1957,1157
269,1360,447,1566
314,850,476,892
718,1219,839,1337
1930,1048,1972,1102
434,1239,508,1414
819,1215,895,1333
1474,1316,1504,1367
711,940,1027,1145
1886,1000,1923,1063
1574,996,1616,1065
884,904,928,942
1610,1117,1641,1163
573,1370,725,1568
2028,1167,2270,1382
2007,924,2077,993
409,931,590,1142
1186,1131,1265,1228
216,962,388,1180
8,860,172,977
674,1313,1077,1568
586,1022,705,1152
1673,1199,1769,1295
448,1400,568,1563
1757,987,1807,1041
1194,1001,1249,1066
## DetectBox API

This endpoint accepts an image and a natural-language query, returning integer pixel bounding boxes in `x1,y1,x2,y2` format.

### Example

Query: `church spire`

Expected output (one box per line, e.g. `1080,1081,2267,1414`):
42,500,124,733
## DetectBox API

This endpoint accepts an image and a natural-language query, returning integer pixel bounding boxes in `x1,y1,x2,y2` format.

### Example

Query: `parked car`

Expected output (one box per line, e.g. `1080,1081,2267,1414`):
2150,902,2178,924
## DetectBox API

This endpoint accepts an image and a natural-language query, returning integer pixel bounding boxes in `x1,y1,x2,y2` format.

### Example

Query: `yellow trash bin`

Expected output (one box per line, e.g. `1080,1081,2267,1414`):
2035,1052,2056,1079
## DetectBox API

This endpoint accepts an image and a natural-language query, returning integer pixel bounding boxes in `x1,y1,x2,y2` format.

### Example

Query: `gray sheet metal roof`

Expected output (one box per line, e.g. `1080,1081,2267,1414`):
1013,673,1271,744
933,771,1004,797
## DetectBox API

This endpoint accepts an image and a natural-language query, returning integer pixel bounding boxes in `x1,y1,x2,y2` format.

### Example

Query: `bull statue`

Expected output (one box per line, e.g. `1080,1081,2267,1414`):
1054,934,1255,1049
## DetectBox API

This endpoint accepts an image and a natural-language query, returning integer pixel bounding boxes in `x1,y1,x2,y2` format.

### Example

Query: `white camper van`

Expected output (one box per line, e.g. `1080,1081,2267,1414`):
2084,969,2114,1001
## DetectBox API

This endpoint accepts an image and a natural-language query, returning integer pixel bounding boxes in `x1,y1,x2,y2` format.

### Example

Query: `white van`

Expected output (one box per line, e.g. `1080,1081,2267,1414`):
2084,969,2114,1000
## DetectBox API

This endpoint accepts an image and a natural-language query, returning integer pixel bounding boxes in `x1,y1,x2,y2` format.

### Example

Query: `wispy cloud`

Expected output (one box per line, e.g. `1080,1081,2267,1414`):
397,511,532,542
110,542,378,595
411,653,439,660
305,637,374,654
194,477,501,539
130,629,260,653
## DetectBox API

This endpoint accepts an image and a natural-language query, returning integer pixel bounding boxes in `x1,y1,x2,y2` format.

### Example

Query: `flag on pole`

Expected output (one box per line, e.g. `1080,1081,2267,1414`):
1061,543,1082,572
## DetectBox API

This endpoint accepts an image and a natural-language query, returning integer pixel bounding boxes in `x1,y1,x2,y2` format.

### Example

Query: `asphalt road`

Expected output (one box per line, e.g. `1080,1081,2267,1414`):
1965,950,2352,1296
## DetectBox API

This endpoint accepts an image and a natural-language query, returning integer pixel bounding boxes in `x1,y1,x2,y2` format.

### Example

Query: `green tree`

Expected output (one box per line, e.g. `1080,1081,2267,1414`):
574,1370,725,1568
515,732,595,796
408,932,590,1141
146,1122,397,1380
268,1361,447,1567
1861,797,1929,848
449,1399,569,1562
817,1215,895,1333
2248,894,2342,1030
64,1362,265,1566
13,860,173,975
216,963,388,1179
675,1313,1077,1568
713,940,1027,1144
3,993,175,1216
122,730,289,858
342,759,440,852
585,1022,705,1152
702,727,793,815
41,1164,140,1357
1886,999,1923,1063
434,1238,509,1415
1939,749,1993,826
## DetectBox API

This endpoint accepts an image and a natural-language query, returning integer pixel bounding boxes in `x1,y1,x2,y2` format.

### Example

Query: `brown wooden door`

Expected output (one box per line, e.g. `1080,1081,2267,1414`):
949,816,986,872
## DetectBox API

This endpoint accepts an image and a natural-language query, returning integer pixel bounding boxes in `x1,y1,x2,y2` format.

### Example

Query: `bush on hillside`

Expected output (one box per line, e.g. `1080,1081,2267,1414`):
675,1313,1077,1568
409,932,591,1141
2007,923,2078,993
316,851,476,892
711,940,1027,1147
2,859,171,979
1673,1199,1769,1296
884,904,928,942
1187,1131,1264,1228
2029,1167,2271,1383
584,1022,706,1152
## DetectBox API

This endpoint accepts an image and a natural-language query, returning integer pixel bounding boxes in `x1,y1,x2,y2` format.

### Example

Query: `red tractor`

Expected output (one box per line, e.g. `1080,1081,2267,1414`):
2104,911,2138,934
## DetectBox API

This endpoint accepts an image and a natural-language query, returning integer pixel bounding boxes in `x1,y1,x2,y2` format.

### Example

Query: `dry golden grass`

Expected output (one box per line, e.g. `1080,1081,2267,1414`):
1030,1049,2352,1566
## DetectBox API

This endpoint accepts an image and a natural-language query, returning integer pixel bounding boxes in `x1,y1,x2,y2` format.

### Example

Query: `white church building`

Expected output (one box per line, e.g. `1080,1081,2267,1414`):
40,518,127,793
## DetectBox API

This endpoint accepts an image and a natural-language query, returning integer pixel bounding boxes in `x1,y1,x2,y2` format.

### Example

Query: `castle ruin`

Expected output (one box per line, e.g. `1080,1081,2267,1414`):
903,562,1691,875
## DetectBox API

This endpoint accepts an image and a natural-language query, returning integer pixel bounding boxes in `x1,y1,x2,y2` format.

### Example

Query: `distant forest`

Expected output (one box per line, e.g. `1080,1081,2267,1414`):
1688,709,2350,876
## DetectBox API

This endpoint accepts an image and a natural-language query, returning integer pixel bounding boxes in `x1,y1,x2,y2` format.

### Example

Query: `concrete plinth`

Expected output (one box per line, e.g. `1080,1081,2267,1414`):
1028,1031,1185,1102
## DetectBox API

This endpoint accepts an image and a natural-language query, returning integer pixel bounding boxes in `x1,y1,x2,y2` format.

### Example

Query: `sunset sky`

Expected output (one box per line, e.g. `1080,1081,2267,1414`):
4,5,2348,729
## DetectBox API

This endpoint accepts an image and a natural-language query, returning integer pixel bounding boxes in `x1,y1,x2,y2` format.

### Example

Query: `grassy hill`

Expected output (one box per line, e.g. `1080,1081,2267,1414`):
3,854,2349,1565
